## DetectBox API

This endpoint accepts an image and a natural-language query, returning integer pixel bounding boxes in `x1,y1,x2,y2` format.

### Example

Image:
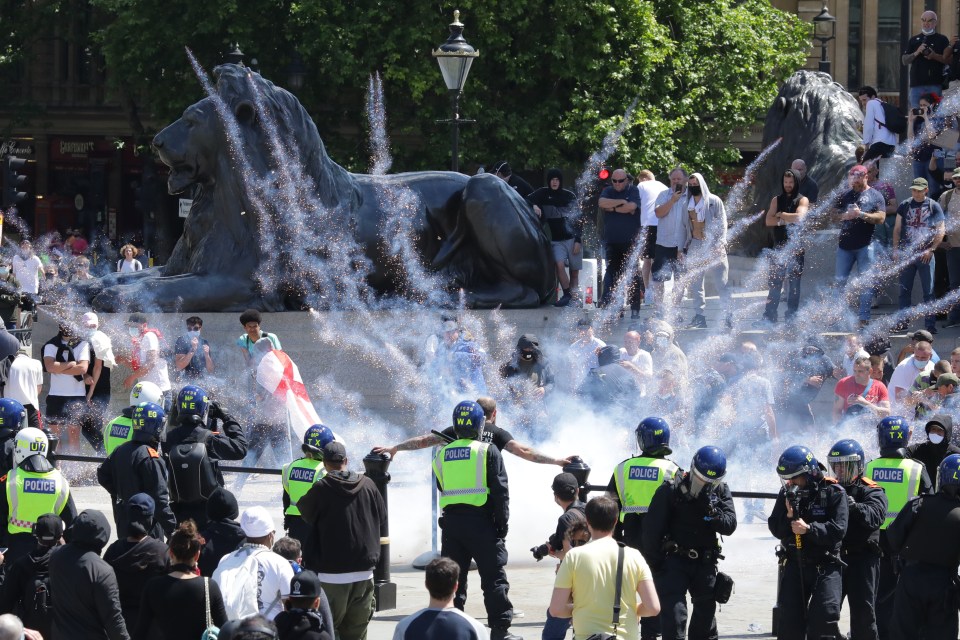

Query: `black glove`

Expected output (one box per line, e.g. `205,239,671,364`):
846,494,856,509
496,524,508,539
208,401,225,422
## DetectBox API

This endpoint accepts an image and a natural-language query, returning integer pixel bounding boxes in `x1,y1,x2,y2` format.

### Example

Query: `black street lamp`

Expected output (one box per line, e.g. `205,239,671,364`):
432,10,478,173
812,2,836,75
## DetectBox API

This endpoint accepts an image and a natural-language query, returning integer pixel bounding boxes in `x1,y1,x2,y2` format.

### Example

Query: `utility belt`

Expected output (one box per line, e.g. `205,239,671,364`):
662,539,723,563
776,544,846,568
842,539,882,557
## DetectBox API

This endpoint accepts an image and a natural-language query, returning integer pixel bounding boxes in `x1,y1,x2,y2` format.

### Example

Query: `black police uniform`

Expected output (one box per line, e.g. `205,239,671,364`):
768,477,849,640
886,492,960,640
97,438,176,540
436,442,513,630
840,477,887,640
875,451,933,640
163,404,247,529
642,472,737,640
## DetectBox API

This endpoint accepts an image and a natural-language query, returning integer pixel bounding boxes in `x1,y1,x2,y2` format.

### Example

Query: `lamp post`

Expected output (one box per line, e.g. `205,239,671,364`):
432,10,478,173
812,2,836,75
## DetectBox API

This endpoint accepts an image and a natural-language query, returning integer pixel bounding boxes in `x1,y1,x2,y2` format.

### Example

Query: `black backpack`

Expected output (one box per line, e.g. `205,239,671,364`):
877,101,907,136
28,564,53,626
166,431,219,504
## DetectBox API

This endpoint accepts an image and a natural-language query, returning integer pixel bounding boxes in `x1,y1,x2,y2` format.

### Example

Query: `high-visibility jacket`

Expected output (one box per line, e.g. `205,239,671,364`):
6,467,70,534
613,456,680,522
432,439,490,508
281,457,325,516
103,415,134,456
865,457,924,529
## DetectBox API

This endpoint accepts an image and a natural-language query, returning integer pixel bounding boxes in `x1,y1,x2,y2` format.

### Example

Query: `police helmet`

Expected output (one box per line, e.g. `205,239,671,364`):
452,400,486,441
937,453,960,496
131,402,166,443
777,445,821,484
827,439,865,486
877,416,911,451
129,381,163,408
177,385,211,424
0,398,28,435
636,417,671,455
14,427,48,467
303,424,335,457
689,446,726,497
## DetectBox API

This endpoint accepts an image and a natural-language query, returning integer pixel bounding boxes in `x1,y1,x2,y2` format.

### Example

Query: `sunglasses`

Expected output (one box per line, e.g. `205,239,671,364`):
611,178,627,184
570,538,588,547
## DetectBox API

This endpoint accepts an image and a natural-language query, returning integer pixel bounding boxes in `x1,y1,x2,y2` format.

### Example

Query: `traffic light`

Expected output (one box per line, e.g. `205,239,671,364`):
2,156,27,209
598,168,610,181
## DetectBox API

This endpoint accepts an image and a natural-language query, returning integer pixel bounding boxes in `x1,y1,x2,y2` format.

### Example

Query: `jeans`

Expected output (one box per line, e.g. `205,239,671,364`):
835,243,876,321
912,158,943,189
945,247,960,323
542,608,571,640
765,249,804,320
910,84,942,109
898,254,936,329
601,241,643,310
688,238,730,315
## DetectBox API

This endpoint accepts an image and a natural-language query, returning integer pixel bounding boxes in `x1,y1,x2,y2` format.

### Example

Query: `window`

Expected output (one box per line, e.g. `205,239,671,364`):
877,0,901,91
848,0,862,89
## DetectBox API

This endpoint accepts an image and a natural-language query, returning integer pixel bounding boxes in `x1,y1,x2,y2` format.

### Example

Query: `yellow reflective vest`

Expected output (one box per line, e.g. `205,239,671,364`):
432,439,490,508
6,467,70,534
613,456,680,522
864,457,924,529
281,457,325,516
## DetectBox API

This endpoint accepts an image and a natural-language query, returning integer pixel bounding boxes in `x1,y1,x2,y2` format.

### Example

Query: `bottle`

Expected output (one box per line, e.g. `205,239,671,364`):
585,286,593,305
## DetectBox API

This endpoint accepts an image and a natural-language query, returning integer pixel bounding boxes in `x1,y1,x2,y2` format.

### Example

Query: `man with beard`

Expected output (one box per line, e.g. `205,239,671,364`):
529,169,583,307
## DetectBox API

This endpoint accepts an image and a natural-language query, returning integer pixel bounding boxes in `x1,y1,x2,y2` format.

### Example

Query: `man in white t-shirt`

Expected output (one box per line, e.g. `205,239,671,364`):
620,330,653,394
5,348,43,430
550,496,660,640
569,318,606,390
393,556,489,640
889,339,936,409
11,240,43,297
42,324,91,449
636,170,670,300
123,313,171,409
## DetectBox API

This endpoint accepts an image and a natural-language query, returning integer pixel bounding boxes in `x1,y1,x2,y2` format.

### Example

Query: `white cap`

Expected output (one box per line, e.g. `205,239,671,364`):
81,312,99,328
240,506,275,538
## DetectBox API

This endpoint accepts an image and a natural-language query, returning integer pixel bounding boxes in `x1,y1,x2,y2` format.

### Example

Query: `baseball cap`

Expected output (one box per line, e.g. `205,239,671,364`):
290,570,322,599
240,506,276,538
911,178,929,190
911,329,934,343
937,373,960,388
33,513,64,543
322,441,347,463
848,165,868,176
81,311,99,328
128,312,147,324
126,492,156,519
952,167,960,179
551,472,579,497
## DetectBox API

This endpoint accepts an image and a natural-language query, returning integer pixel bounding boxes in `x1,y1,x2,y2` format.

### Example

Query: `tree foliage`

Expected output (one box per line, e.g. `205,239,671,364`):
3,0,810,175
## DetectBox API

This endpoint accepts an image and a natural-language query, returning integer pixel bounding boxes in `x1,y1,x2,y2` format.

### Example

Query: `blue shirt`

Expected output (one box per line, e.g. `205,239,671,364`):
392,607,488,640
599,184,642,243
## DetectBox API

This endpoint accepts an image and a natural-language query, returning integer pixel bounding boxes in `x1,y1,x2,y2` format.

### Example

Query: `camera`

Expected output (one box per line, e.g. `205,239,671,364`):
923,44,934,55
913,108,926,116
530,543,549,561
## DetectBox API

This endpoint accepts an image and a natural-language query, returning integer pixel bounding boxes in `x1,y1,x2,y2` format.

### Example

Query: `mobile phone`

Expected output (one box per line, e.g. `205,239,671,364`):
0,547,8,554
674,184,683,193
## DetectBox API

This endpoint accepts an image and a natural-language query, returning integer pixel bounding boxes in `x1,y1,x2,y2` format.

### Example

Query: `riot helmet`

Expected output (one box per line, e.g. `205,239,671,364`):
827,439,865,486
129,381,163,408
303,424,335,457
877,416,911,452
689,446,726,498
131,402,166,443
0,398,28,436
177,385,211,425
636,417,671,456
776,445,821,488
937,453,960,497
14,427,48,467
452,400,486,441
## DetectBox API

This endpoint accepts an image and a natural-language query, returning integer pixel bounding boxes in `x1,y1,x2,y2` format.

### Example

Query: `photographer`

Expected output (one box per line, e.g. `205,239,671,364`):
902,11,951,109
537,473,585,640
908,93,945,194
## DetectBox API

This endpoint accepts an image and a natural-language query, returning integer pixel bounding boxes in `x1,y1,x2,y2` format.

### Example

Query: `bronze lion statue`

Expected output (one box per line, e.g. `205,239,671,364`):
80,64,556,311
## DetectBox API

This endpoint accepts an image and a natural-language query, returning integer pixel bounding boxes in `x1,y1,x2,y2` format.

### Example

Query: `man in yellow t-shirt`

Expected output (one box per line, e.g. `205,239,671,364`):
549,496,660,640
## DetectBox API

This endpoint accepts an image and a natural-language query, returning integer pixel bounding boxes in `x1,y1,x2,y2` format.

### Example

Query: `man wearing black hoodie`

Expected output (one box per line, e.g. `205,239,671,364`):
103,493,169,630
298,441,386,640
0,513,63,639
528,169,583,307
500,334,553,431
199,486,246,577
906,414,960,481
49,509,129,640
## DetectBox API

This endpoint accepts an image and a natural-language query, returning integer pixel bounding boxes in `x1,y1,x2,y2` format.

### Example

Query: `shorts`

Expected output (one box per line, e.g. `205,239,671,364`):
551,238,583,270
642,226,658,260
45,395,86,423
651,245,681,282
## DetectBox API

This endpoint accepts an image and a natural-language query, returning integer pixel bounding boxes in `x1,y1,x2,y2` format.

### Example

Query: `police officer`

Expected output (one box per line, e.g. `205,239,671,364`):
163,384,247,529
0,427,76,566
863,416,933,640
282,424,334,547
0,398,28,476
607,416,680,640
642,446,737,640
96,402,176,541
828,439,887,640
102,380,163,456
432,400,519,640
769,445,848,640
887,453,960,640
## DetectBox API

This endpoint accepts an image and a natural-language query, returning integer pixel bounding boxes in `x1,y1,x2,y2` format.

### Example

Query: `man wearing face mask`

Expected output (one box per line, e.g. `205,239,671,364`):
500,334,553,430
123,313,171,410
42,324,93,453
902,11,952,109
684,172,731,329
906,415,960,482
174,316,215,381
889,339,935,410
80,312,115,454
10,240,42,303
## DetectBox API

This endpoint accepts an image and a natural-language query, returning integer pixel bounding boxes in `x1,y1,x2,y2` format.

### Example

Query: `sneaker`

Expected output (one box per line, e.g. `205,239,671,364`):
686,314,707,329
554,293,572,308
630,309,640,319
891,322,909,333
490,629,522,640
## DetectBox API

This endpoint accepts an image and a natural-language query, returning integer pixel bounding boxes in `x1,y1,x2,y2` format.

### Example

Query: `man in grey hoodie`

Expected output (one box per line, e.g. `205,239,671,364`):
684,172,731,329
